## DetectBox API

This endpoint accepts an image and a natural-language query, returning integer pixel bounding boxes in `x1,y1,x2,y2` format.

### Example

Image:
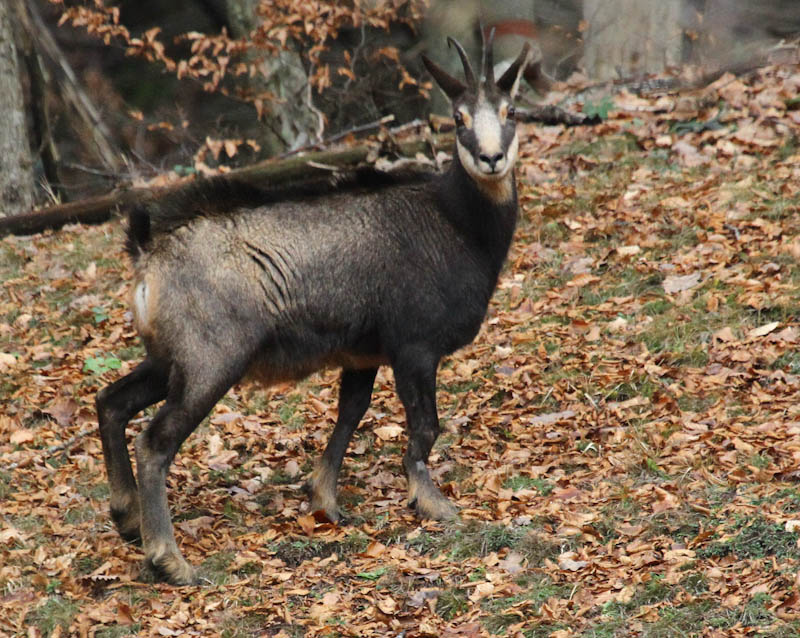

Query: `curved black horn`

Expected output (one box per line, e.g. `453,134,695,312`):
483,27,496,86
422,54,467,100
497,42,532,97
447,36,476,88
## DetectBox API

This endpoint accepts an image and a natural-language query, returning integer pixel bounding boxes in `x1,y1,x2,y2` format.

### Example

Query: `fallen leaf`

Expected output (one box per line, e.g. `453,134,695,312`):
298,514,316,536
408,589,440,609
374,424,404,440
785,520,800,533
713,326,736,342
558,552,588,571
10,429,35,445
468,581,494,602
376,595,397,614
749,321,780,338
663,272,701,294
498,551,525,575
45,399,79,427
529,410,576,426
617,245,641,256
0,353,16,372
176,516,215,539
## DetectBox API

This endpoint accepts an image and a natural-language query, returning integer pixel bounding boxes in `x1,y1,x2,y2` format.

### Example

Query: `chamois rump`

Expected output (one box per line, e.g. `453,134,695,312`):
96,35,532,585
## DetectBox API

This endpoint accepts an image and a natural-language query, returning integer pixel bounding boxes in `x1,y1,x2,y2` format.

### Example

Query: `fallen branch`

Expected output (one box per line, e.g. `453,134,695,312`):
517,103,601,126
0,135,449,239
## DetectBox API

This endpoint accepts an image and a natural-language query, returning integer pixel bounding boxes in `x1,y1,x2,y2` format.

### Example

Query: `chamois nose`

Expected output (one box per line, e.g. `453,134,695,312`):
479,152,504,171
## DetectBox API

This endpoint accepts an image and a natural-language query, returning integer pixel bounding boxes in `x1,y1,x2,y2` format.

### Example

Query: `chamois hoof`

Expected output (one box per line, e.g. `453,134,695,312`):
410,493,459,522
141,554,199,586
110,507,142,544
308,496,346,524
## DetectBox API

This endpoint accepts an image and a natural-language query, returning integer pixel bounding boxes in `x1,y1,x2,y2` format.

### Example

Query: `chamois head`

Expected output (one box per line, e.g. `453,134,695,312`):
423,32,531,187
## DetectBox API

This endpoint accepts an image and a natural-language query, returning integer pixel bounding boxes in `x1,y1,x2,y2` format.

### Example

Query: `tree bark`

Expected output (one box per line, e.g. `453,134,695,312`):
222,0,323,154
0,0,35,217
12,0,63,202
582,0,684,80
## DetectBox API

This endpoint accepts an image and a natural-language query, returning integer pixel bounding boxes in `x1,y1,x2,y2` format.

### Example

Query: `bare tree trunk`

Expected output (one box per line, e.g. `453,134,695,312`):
582,0,684,80
223,0,323,154
0,0,35,216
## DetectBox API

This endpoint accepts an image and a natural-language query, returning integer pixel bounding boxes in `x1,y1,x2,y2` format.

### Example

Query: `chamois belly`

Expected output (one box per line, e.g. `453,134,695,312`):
245,347,388,386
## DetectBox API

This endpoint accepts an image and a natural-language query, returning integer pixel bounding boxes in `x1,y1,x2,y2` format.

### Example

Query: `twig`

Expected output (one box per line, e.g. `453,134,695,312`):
304,61,326,146
724,223,741,241
278,114,396,159
343,23,367,93
63,162,120,178
4,427,95,473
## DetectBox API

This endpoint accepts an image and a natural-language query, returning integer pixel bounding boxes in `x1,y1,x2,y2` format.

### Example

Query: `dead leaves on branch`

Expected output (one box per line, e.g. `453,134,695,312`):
51,0,428,110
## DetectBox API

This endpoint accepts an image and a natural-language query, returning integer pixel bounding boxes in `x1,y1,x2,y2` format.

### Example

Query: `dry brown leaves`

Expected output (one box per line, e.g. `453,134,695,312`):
3,64,800,636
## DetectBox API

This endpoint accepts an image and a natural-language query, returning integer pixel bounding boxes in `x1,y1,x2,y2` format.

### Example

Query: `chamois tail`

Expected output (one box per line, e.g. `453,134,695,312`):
125,207,151,259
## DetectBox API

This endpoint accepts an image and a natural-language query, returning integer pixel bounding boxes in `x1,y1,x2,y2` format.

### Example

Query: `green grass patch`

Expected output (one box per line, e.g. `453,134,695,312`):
278,393,305,429
516,532,564,568
220,613,303,638
25,596,80,637
579,268,665,307
94,624,142,638
441,379,483,394
409,521,531,561
271,533,369,567
64,505,97,526
697,515,800,560
503,475,554,496
559,133,638,160
436,588,469,621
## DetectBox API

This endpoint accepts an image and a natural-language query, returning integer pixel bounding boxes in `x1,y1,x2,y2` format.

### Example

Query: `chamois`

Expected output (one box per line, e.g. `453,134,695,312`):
96,34,531,585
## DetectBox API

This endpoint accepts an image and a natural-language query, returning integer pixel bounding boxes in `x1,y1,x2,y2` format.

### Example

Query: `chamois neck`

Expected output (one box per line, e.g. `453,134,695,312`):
437,153,518,271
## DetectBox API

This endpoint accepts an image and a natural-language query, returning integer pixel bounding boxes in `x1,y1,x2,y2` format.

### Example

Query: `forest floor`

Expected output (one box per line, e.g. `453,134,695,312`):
2,65,800,638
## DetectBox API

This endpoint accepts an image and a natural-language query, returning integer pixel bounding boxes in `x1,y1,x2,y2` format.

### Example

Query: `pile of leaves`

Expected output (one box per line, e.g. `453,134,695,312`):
2,63,800,637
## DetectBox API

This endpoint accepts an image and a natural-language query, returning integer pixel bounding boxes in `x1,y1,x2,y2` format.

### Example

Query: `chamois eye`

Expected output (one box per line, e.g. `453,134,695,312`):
453,111,464,127
507,105,516,120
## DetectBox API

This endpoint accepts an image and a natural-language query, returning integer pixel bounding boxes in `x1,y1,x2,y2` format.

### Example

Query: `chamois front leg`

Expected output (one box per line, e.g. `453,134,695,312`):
97,358,168,542
309,367,378,522
393,352,457,521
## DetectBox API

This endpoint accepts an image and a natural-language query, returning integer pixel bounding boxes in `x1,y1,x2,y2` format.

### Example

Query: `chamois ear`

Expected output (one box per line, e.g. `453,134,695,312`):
422,54,467,100
496,43,532,99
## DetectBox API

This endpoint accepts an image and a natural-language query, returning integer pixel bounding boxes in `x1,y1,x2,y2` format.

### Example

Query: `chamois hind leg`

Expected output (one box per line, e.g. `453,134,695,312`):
393,351,457,521
97,358,168,542
135,362,241,586
309,367,377,522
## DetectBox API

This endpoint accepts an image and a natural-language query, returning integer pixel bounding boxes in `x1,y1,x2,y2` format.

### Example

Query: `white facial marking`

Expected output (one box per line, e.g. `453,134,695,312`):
473,101,502,157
